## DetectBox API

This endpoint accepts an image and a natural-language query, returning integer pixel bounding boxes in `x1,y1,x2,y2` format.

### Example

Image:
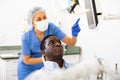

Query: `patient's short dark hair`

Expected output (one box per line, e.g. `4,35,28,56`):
40,34,56,50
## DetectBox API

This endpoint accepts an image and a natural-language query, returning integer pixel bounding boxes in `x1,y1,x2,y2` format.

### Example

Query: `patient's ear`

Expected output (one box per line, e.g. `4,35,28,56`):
41,50,46,56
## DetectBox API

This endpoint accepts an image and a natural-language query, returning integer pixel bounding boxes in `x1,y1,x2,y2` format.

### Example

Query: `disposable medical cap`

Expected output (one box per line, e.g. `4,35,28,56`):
27,6,46,26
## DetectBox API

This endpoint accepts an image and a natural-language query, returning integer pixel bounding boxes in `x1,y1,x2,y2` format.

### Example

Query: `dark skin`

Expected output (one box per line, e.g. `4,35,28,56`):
41,36,64,68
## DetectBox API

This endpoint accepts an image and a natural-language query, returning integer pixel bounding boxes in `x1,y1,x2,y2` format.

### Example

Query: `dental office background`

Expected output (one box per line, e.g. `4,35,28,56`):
0,0,120,72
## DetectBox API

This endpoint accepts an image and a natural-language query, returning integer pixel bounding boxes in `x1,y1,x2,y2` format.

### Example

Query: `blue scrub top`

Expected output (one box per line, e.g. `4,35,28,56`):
17,23,66,80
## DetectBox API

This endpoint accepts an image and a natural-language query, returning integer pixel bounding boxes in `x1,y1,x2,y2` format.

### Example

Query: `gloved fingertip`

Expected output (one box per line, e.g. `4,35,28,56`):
75,18,80,24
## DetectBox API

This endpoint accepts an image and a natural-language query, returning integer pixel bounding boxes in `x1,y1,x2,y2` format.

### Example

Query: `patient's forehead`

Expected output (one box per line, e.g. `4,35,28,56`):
45,36,58,41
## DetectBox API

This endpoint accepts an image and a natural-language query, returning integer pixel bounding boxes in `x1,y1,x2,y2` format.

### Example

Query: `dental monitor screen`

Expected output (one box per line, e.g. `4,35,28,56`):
84,0,98,29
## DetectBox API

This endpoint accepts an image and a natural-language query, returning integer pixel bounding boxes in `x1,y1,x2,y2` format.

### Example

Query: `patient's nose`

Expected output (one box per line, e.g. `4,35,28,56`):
55,41,61,47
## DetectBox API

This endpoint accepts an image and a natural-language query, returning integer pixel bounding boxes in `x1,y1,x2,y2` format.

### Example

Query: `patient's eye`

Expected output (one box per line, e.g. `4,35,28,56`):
48,40,55,45
48,39,61,45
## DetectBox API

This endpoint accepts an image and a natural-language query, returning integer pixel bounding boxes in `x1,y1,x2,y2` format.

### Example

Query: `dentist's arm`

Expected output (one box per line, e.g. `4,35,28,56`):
22,55,43,65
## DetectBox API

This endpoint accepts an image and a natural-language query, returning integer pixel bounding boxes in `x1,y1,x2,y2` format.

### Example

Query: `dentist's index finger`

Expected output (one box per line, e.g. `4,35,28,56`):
75,18,80,24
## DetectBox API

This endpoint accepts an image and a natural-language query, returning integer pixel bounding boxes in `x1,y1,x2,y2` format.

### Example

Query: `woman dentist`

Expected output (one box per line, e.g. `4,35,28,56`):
17,6,81,80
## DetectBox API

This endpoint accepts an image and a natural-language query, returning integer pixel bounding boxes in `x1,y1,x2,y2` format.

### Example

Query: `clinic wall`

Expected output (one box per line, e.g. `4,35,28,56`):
76,0,120,70
0,0,26,46
0,0,70,46
0,0,57,46
58,0,120,70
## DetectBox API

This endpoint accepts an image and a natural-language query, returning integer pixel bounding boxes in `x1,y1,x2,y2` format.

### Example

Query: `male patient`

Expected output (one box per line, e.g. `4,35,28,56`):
40,34,72,70
25,34,72,80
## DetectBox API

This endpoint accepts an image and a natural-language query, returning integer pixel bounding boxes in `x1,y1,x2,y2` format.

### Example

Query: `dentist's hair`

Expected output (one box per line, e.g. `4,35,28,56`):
27,6,46,26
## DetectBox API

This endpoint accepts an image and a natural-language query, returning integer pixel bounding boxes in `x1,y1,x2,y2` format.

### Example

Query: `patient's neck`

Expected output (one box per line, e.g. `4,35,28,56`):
56,59,64,68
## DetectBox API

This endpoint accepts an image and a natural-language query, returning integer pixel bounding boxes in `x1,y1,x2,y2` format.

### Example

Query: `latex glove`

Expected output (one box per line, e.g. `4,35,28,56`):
72,18,81,37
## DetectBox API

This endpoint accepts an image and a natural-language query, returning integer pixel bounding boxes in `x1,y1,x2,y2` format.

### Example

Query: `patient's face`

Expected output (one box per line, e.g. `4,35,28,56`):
44,36,63,60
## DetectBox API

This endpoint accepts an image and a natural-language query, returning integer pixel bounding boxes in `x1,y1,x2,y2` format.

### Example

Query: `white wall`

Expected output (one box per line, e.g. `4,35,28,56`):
57,0,120,71
77,0,120,71
0,0,58,46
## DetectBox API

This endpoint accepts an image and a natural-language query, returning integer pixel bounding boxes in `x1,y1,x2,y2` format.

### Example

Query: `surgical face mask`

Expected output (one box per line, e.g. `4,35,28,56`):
34,20,49,32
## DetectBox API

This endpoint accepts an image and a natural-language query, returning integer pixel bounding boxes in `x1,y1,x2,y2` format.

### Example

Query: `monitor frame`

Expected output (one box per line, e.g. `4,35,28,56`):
84,0,98,29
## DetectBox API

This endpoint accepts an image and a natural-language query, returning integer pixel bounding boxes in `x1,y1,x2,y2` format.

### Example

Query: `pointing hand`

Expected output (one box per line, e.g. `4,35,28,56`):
71,18,81,37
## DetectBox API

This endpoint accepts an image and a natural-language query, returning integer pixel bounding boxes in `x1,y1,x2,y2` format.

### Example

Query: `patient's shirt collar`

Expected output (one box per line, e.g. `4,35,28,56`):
43,60,68,71
44,61,60,70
